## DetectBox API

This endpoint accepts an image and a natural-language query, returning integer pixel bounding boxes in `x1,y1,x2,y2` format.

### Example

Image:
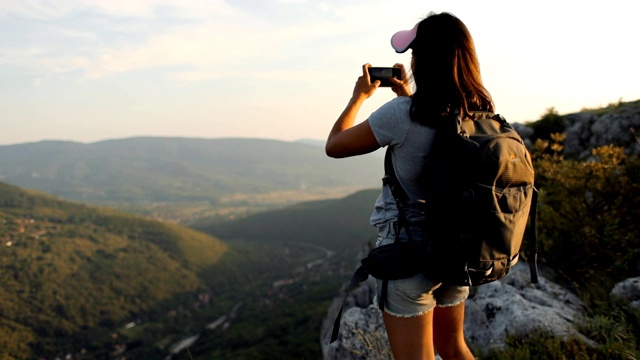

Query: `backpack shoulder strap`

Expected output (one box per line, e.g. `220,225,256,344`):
382,147,412,242
383,147,406,203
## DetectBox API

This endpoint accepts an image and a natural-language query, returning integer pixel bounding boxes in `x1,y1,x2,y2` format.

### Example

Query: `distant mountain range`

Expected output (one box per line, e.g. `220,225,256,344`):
295,138,325,147
0,137,383,208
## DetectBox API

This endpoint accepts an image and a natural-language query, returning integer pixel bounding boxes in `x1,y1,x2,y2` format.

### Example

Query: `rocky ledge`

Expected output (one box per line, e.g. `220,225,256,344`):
320,262,599,359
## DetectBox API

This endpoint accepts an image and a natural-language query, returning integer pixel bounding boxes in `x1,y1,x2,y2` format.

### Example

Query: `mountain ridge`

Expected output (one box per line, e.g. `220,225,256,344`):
0,137,383,217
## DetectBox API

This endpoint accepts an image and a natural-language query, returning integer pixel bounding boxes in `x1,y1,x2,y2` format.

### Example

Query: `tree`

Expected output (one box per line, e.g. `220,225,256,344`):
530,107,566,141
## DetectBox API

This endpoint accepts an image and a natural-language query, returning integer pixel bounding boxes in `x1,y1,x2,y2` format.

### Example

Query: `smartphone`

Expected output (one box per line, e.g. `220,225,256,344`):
369,67,401,87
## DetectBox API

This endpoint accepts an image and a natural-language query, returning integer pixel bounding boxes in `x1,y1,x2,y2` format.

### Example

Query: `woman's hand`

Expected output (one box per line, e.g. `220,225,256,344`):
352,63,380,101
389,63,412,97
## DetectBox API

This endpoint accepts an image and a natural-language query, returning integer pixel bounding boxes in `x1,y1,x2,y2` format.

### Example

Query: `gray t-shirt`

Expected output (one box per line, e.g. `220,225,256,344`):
368,96,436,227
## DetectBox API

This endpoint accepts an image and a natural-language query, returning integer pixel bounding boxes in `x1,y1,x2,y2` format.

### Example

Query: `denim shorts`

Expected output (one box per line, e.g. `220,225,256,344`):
373,222,469,317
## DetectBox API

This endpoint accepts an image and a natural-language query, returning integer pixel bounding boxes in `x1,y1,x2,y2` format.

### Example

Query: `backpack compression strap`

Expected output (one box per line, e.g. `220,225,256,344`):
329,265,369,343
527,188,539,284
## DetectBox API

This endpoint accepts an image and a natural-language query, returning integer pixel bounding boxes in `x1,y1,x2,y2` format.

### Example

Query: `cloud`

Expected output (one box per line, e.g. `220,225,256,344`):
0,1,142,19
0,0,233,19
0,1,251,78
0,0,377,82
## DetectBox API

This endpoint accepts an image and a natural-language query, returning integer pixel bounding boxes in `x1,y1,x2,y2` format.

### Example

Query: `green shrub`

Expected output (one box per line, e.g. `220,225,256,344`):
533,138,640,295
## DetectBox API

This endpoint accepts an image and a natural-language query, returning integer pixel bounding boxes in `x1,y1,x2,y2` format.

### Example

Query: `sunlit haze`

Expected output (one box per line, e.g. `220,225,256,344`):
1,0,638,145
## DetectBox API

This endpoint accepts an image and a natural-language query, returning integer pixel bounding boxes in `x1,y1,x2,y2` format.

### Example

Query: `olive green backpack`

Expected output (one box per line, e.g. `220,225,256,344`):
404,111,539,286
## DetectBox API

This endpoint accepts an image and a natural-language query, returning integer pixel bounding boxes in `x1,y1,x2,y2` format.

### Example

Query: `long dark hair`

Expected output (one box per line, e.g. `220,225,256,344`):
409,12,494,126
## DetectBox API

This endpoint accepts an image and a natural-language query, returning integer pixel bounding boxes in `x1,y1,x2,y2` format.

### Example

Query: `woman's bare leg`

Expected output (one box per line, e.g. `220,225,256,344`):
383,310,435,360
432,302,475,359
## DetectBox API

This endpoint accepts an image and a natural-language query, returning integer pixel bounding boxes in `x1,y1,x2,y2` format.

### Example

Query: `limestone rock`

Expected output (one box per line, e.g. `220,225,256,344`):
323,304,392,360
610,277,640,308
509,102,640,158
464,262,589,352
322,262,592,359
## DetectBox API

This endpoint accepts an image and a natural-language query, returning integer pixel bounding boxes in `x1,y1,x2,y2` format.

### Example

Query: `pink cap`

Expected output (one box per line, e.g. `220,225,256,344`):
391,22,418,53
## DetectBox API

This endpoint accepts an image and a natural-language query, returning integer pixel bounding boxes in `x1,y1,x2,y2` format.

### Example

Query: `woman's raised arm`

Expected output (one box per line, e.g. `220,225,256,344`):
325,64,381,158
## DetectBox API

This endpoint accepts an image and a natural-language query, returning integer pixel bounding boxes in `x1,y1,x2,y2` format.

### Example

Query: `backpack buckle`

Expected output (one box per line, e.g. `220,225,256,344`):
382,175,391,186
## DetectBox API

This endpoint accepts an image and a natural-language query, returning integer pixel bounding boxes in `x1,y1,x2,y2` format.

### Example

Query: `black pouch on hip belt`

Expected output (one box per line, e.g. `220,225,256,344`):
362,241,427,280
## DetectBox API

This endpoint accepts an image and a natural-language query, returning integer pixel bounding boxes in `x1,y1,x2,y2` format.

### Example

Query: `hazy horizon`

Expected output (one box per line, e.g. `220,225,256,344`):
0,134,328,146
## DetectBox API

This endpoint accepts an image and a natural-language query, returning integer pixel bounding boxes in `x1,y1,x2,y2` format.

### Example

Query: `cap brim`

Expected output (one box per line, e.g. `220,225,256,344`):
391,23,418,53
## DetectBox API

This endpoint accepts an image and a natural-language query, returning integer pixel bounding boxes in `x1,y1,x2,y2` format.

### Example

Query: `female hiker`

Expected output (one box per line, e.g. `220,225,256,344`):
325,12,493,360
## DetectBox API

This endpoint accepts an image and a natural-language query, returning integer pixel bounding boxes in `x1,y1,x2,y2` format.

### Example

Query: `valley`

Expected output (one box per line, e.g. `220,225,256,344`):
0,179,378,359
113,185,373,225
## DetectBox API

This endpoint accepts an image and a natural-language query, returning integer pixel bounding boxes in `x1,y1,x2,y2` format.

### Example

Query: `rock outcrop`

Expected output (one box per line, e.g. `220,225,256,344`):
321,262,592,359
320,276,392,360
610,277,640,308
463,262,591,353
563,106,640,158
513,101,640,158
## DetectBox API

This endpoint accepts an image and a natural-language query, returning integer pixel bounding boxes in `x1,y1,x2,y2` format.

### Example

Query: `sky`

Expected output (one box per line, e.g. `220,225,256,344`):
1,0,639,146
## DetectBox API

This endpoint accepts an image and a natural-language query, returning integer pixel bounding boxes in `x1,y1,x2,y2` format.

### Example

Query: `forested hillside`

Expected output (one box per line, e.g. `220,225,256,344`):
0,182,233,358
193,189,379,251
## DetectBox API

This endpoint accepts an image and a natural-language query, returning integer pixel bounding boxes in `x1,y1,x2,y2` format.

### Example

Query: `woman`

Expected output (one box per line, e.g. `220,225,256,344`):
325,12,494,360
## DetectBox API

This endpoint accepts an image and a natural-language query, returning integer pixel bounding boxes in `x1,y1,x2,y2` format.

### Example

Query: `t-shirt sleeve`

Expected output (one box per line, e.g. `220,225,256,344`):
367,97,410,148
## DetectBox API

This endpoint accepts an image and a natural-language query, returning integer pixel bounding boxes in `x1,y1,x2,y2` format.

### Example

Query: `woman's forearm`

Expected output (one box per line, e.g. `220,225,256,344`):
328,96,366,140
325,95,379,158
326,64,381,158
